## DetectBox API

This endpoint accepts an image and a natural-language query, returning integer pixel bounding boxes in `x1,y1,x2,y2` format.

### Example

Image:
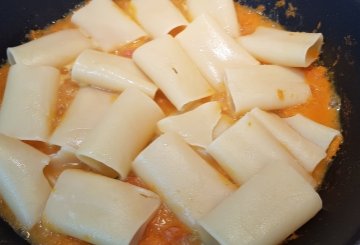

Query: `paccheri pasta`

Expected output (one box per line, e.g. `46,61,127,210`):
0,0,342,244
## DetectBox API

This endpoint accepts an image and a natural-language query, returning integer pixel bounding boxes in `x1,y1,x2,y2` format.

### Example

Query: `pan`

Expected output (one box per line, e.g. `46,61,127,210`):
0,0,359,244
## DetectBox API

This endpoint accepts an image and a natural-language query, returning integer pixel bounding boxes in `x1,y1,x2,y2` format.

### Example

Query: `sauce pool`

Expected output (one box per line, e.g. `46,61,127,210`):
0,1,341,244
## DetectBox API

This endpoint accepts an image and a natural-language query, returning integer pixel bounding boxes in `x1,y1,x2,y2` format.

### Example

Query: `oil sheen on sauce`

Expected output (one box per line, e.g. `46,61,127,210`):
0,1,342,245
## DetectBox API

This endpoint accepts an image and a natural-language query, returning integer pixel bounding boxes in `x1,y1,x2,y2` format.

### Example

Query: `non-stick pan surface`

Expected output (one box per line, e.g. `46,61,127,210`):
0,0,360,244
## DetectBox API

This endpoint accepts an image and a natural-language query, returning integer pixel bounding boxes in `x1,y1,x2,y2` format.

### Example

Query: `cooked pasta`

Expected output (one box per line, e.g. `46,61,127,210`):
43,169,160,245
133,35,214,110
176,14,259,89
208,112,314,185
0,134,51,230
76,88,164,179
284,114,341,150
133,132,235,243
199,163,322,245
157,102,222,148
0,1,343,244
0,64,59,142
250,108,327,172
186,0,240,37
7,29,93,67
225,65,311,114
238,26,324,67
132,0,188,37
71,49,158,97
72,0,147,51
49,87,114,150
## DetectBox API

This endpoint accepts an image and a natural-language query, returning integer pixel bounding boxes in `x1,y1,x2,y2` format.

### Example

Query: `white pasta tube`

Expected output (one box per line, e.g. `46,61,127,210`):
71,0,147,52
7,29,93,68
199,163,322,245
284,114,341,150
132,0,188,38
0,64,60,142
49,87,115,150
238,27,324,67
225,65,311,114
157,102,221,148
133,35,214,111
71,49,158,97
186,0,240,37
250,108,326,172
0,134,51,230
207,113,314,185
77,88,164,179
43,169,160,245
176,14,259,90
133,132,235,243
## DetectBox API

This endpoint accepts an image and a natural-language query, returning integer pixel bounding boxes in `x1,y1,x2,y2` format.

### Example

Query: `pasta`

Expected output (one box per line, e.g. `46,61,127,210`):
71,0,147,51
49,87,114,150
238,26,324,67
133,132,235,243
225,65,311,114
43,169,160,245
7,29,93,67
284,114,341,150
176,14,259,89
76,88,164,179
157,102,222,148
250,108,327,172
132,0,188,37
0,64,60,142
199,163,322,245
0,134,51,230
133,35,214,110
186,0,240,37
71,49,158,97
0,1,343,244
208,113,314,185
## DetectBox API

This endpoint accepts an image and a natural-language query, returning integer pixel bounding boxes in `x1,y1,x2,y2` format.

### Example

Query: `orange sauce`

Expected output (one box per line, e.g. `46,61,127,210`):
0,65,9,104
139,205,198,245
0,1,342,244
236,4,281,35
52,79,79,131
276,66,340,129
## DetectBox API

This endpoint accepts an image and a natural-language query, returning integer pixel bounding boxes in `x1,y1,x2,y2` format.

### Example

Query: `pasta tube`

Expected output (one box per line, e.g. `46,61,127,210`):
284,114,341,150
76,88,164,179
199,163,322,245
72,0,147,51
0,134,51,229
157,102,222,148
43,169,160,245
132,0,188,37
49,87,115,150
7,29,93,67
133,132,235,243
133,35,214,111
176,14,259,89
71,49,158,97
225,65,311,114
186,0,240,37
238,27,324,67
207,113,314,185
250,108,326,172
0,64,60,142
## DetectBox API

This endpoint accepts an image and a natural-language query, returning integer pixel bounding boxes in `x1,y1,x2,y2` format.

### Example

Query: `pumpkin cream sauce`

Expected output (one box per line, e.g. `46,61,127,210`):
0,1,341,245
